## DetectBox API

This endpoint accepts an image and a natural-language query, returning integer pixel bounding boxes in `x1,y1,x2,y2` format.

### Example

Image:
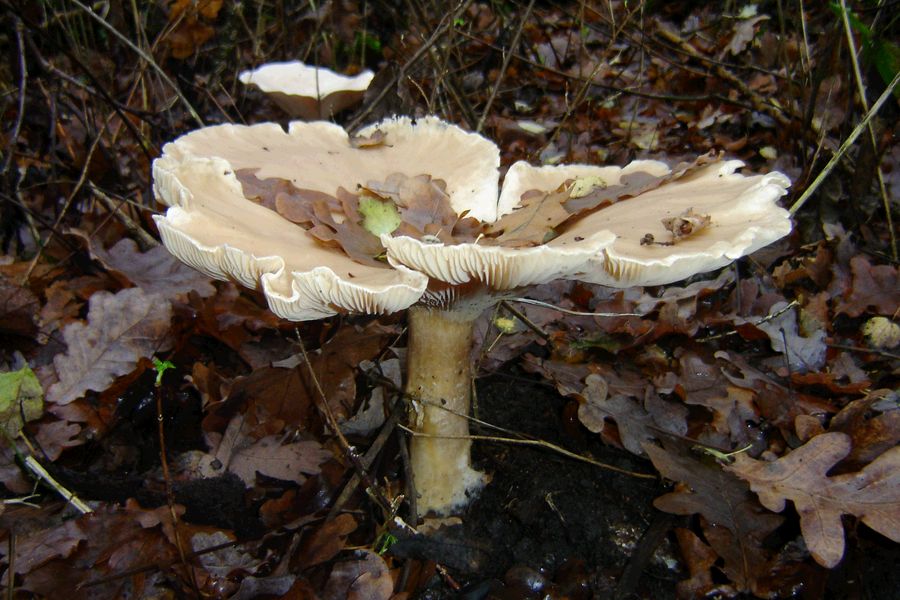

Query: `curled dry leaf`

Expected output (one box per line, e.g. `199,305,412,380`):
726,432,900,568
660,207,711,241
46,288,173,405
578,374,656,455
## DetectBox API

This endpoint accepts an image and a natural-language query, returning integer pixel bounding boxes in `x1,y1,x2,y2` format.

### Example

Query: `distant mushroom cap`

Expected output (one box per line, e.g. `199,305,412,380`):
239,61,374,119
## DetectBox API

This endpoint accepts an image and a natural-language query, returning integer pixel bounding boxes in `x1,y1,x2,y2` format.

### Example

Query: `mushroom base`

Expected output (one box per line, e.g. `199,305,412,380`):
406,306,487,516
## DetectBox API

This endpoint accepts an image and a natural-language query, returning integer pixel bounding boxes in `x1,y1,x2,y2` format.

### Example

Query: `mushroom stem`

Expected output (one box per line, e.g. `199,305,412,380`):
406,305,487,515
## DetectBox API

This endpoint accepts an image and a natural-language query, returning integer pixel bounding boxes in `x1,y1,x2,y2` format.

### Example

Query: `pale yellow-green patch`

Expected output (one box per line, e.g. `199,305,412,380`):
493,316,519,334
358,194,402,236
0,365,44,439
863,316,900,349
568,175,607,199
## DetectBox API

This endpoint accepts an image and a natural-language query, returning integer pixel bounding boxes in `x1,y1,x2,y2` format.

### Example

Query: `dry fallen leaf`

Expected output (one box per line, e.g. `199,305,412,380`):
836,256,898,317
644,440,783,594
726,432,900,568
75,232,216,301
486,185,571,246
322,550,393,600
198,416,332,486
46,288,173,405
579,374,656,455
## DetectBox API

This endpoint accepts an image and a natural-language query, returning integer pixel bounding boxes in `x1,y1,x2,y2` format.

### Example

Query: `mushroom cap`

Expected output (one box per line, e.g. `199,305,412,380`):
238,61,374,119
152,116,501,319
386,158,791,290
153,116,792,320
499,159,792,287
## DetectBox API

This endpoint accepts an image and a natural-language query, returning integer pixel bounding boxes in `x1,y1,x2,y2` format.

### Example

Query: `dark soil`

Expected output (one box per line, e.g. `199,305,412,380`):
395,368,680,599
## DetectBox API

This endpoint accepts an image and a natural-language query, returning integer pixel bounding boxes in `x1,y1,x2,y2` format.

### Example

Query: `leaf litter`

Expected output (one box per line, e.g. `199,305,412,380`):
3,1,899,598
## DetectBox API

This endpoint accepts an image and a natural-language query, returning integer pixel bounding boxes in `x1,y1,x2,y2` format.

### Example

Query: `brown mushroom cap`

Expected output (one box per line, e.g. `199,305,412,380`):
238,61,374,119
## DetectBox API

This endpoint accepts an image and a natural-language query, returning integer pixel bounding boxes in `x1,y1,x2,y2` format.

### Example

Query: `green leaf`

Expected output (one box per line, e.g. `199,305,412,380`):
358,194,402,236
152,357,175,388
0,365,44,439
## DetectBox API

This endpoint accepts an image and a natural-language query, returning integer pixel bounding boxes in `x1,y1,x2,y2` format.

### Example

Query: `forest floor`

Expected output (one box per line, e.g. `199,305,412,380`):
1,1,898,598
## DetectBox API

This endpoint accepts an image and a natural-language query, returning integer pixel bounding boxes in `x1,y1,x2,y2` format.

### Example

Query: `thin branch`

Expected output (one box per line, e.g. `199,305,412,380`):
347,0,476,131
68,0,204,127
2,17,27,178
839,0,896,261
21,456,92,514
398,424,656,480
789,68,900,215
295,333,394,515
508,297,644,317
475,0,535,132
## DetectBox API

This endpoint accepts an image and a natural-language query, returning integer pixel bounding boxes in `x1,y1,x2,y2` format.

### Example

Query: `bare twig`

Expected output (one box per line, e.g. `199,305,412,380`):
295,333,394,515
21,113,113,284
2,17,27,179
838,0,896,261
89,183,159,250
499,299,550,341
789,69,900,215
155,367,202,598
68,0,204,127
398,424,656,480
475,0,535,132
326,398,406,521
696,300,800,342
347,0,476,131
508,297,644,317
21,456,92,514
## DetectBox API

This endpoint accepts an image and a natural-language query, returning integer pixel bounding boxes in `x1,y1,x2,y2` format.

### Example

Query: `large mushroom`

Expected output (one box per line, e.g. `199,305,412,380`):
239,61,374,119
152,116,791,515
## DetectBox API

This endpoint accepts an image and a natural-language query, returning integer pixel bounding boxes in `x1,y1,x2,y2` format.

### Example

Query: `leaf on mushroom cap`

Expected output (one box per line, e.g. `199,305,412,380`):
152,117,503,318
153,155,428,320
494,158,792,288
239,61,374,119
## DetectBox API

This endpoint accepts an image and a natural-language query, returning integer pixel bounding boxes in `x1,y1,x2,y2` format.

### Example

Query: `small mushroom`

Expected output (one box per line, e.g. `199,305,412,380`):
153,116,791,516
239,61,374,119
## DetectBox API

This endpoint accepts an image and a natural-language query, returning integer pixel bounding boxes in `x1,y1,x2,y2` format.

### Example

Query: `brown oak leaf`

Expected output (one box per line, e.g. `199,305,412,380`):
726,432,900,568
836,256,898,317
486,185,571,246
74,232,216,301
644,440,783,593
46,288,173,405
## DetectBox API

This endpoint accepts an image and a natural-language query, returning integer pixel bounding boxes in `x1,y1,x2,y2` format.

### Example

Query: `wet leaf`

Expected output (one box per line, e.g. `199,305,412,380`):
297,513,357,567
46,288,172,405
0,364,43,438
726,432,900,568
198,416,331,486
753,301,827,371
836,256,898,317
645,440,783,593
322,550,393,600
74,232,216,301
0,274,39,338
578,374,655,455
